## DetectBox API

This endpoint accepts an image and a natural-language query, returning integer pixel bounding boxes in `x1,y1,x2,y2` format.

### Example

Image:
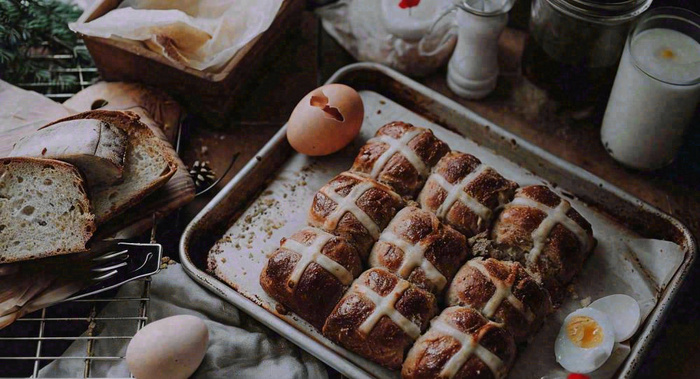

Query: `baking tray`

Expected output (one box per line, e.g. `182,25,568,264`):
179,63,696,378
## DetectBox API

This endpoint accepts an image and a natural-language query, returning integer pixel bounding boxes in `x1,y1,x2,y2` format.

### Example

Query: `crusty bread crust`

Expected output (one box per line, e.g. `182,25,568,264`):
43,110,178,224
0,157,95,263
11,119,128,186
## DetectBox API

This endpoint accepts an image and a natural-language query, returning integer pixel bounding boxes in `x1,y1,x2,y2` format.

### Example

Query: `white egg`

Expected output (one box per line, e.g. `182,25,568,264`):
555,308,615,374
589,294,641,342
126,315,209,379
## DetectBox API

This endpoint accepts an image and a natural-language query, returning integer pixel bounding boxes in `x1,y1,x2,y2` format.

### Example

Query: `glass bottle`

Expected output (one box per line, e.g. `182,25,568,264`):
447,0,515,99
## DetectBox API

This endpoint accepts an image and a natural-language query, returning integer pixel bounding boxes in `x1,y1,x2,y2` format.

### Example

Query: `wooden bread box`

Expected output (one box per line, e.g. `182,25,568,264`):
77,0,305,126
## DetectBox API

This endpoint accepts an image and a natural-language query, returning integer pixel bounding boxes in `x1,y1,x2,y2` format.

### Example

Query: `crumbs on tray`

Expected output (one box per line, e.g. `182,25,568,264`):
213,166,315,260
160,256,176,269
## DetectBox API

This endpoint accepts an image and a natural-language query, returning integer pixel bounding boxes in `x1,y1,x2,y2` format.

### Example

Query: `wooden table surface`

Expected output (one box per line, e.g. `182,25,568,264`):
167,12,700,379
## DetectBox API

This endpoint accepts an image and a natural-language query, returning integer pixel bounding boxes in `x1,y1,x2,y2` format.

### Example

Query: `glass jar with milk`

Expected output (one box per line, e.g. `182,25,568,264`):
601,7,700,170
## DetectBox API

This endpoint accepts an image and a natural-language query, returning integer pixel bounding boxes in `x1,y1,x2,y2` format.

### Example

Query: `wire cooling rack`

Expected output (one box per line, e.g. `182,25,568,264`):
16,43,100,101
0,279,151,378
0,42,154,379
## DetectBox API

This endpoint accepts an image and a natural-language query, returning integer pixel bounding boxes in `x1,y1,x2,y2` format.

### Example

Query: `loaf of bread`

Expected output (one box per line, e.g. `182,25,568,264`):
402,306,517,379
42,111,179,225
418,152,518,238
0,157,95,264
350,121,450,198
62,81,184,144
259,227,362,329
368,206,469,295
308,172,404,259
9,118,127,186
446,258,552,342
488,185,595,296
322,268,438,370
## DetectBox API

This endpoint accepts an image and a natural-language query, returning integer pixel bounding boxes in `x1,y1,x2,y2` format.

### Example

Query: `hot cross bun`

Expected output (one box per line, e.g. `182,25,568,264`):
418,152,518,238
402,306,517,379
260,227,363,329
308,172,404,259
322,268,438,370
368,206,470,295
351,121,450,198
446,258,552,342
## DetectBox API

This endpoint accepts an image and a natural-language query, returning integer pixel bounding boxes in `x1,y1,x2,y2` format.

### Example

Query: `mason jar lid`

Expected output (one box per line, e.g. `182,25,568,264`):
456,0,516,17
547,0,653,23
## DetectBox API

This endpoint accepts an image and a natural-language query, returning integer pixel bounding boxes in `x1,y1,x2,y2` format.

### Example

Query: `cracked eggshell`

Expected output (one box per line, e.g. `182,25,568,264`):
286,84,364,156
126,315,209,379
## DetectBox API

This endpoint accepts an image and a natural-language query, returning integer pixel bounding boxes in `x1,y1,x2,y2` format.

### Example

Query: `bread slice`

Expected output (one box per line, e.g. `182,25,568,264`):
43,111,178,225
0,157,96,264
9,118,128,186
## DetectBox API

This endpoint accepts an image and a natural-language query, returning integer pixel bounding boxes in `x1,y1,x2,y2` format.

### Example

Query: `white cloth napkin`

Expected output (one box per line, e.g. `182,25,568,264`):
39,263,328,378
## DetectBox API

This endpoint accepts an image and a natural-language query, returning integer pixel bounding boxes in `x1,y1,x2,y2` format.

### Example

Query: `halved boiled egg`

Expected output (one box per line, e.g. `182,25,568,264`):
555,308,615,373
589,294,641,342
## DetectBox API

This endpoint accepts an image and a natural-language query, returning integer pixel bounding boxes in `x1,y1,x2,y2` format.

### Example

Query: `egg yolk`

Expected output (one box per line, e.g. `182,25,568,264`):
659,48,676,60
566,316,604,348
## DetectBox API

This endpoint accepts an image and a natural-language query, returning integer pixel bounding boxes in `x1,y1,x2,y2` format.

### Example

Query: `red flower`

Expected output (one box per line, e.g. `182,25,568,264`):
399,0,420,9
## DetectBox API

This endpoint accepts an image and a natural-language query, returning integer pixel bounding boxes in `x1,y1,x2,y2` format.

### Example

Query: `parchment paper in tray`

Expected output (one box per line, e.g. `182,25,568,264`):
208,91,686,378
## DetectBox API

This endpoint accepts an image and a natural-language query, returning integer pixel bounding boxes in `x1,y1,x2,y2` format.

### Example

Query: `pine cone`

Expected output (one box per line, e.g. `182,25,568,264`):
189,160,217,191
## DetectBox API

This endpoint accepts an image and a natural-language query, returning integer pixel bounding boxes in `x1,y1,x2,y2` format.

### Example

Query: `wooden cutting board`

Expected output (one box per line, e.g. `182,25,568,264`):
0,80,195,239
0,81,73,155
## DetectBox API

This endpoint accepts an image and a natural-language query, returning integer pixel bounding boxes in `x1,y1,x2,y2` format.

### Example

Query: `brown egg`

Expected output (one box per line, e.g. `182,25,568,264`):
286,84,364,156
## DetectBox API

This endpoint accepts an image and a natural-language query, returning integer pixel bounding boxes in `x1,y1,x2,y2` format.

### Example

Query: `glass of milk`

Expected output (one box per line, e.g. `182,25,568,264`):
601,7,700,171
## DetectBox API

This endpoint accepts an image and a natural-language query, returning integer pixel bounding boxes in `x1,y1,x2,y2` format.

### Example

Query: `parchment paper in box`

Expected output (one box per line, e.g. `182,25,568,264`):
71,0,284,72
208,91,685,378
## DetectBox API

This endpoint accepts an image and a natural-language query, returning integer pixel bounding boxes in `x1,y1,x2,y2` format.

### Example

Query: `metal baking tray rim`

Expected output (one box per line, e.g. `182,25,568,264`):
179,62,696,378
178,113,375,378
